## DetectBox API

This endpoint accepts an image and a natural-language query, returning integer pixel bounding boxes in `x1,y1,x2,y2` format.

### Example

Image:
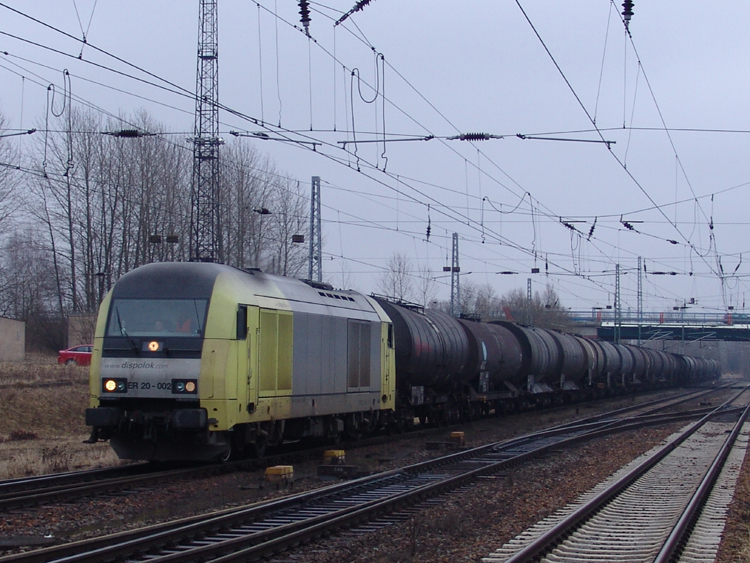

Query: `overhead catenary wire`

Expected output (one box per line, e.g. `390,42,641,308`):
1,1,741,311
514,0,723,283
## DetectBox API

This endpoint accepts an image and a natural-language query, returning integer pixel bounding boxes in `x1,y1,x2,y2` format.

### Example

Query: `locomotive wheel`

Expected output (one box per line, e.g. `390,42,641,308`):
250,437,267,459
217,443,233,463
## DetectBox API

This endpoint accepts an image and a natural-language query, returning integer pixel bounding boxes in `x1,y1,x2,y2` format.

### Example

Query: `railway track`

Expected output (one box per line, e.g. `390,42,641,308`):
482,392,750,563
0,384,729,513
0,390,740,563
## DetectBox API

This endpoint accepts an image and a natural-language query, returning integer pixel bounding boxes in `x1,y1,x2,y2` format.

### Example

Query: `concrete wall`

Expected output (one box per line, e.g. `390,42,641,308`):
67,314,97,347
0,317,25,362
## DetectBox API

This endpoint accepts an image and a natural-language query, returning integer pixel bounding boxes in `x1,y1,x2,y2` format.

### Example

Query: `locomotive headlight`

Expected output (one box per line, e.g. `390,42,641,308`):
172,379,197,394
103,378,127,393
142,340,164,352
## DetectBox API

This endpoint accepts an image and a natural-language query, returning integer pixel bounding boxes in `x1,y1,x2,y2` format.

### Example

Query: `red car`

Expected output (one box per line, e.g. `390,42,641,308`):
57,344,93,366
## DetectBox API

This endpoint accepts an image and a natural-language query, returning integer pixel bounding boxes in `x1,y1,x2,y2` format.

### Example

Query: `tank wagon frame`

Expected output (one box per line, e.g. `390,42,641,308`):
85,263,720,462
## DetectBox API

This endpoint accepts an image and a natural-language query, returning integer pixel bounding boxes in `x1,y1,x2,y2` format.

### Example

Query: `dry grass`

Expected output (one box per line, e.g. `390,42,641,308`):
0,439,120,478
0,356,122,479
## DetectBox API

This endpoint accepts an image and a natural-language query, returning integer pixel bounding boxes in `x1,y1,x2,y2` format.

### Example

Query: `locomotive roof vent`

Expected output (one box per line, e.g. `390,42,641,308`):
301,279,334,291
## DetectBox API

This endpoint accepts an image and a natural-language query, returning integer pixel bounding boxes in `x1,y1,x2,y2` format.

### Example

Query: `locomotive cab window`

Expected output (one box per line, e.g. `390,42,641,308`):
106,298,208,337
236,305,248,340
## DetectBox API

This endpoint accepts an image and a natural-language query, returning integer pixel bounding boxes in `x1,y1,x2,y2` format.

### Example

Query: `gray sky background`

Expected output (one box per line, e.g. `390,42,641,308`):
2,1,750,315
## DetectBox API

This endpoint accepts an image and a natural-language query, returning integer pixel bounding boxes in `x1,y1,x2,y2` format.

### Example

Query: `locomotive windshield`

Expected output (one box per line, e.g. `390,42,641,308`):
106,298,208,337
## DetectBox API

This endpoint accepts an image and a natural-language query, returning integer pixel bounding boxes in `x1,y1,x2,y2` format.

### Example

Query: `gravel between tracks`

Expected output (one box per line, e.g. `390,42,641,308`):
1,392,748,562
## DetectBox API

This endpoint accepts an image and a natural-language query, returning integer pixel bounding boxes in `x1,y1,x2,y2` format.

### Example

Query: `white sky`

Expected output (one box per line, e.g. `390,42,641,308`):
1,1,750,315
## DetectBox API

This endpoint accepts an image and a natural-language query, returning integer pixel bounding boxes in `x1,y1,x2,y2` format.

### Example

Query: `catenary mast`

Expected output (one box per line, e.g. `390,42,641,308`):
190,0,223,263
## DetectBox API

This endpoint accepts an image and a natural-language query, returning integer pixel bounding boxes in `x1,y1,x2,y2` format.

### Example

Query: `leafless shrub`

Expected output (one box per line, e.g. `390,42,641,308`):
431,509,467,538
9,430,37,441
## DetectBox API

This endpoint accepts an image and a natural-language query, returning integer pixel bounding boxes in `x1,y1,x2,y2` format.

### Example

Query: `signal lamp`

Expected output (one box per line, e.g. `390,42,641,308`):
148,341,160,352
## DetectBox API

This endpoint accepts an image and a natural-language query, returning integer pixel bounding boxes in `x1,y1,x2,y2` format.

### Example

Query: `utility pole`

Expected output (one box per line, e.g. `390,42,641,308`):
614,263,622,343
450,233,460,317
190,0,222,263
308,176,322,282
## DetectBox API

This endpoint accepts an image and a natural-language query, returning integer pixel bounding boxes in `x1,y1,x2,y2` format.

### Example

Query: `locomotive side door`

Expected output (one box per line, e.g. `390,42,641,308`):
237,305,259,418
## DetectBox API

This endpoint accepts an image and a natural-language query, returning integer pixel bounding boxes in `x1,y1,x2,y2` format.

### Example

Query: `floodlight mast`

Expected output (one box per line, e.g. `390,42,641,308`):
190,0,223,263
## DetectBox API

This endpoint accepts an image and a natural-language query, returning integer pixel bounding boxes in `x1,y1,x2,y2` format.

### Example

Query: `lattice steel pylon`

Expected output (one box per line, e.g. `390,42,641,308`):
308,176,322,282
190,0,223,263
614,263,622,343
637,256,643,345
450,233,460,317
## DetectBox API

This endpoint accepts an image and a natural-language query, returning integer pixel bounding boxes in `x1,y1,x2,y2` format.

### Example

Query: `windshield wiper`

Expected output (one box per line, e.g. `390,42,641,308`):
115,307,138,352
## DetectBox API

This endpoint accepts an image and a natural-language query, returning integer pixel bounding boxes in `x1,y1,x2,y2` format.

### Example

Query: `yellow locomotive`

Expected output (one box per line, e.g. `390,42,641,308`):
86,262,396,461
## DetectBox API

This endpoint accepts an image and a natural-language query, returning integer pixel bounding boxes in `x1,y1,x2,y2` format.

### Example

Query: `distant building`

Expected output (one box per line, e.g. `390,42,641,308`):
0,317,25,362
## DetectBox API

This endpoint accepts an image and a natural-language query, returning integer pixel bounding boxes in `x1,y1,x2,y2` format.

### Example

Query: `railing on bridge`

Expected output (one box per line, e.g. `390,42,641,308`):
567,310,746,326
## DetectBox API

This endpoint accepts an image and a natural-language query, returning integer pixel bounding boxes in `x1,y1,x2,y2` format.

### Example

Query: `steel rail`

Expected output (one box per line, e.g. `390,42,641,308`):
2,408,726,563
499,390,750,563
653,401,750,563
0,391,739,563
0,463,150,497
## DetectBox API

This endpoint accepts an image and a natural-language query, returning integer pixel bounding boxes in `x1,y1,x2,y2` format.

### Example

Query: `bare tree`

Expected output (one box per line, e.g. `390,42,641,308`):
0,112,20,231
378,252,414,302
499,285,573,330
265,179,308,277
336,260,355,291
0,229,58,320
415,262,438,308
6,105,308,351
221,140,268,269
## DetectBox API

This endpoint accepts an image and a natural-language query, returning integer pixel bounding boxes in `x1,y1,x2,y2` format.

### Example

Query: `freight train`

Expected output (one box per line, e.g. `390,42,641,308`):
84,262,720,461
